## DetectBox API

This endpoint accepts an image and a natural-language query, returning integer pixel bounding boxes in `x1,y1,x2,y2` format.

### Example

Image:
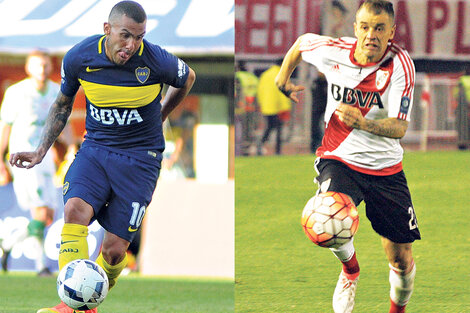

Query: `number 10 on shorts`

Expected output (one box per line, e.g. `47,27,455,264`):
129,202,147,232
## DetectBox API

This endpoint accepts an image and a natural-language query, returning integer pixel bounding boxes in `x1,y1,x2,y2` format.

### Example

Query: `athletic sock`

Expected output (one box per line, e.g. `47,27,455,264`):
389,260,416,313
96,252,128,290
27,219,46,239
389,299,406,313
330,239,360,280
27,219,47,272
58,223,89,270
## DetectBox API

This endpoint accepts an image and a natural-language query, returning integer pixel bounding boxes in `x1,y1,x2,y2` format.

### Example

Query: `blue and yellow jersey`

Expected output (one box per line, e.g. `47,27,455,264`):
61,34,189,162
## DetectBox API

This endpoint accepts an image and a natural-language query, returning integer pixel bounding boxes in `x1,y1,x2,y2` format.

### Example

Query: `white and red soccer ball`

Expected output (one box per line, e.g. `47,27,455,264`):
301,191,359,248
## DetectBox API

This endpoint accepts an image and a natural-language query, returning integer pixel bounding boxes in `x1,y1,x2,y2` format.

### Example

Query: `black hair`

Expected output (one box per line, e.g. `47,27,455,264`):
109,1,147,24
332,0,347,14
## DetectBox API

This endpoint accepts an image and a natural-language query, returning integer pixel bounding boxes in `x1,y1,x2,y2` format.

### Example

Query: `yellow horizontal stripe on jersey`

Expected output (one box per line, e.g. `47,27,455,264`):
78,79,161,108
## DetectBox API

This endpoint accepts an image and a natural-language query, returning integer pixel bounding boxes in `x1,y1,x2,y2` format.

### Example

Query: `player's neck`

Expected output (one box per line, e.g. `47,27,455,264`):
353,52,381,66
32,79,48,94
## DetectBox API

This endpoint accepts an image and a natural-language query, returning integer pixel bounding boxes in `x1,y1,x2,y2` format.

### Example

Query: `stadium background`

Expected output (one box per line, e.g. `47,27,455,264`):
235,0,470,154
0,0,234,280
235,0,470,312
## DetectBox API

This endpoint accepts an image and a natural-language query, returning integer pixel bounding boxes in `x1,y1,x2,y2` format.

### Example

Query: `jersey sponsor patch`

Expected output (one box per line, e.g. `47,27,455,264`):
398,96,411,120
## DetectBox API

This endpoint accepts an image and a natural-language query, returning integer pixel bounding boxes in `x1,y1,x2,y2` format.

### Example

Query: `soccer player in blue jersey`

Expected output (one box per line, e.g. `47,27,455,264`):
9,1,195,313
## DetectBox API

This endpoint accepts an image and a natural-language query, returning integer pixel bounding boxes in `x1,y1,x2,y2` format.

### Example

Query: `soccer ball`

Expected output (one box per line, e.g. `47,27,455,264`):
57,259,109,310
301,191,359,248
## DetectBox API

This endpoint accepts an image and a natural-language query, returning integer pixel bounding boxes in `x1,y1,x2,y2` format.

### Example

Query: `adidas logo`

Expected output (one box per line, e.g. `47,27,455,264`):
330,64,340,73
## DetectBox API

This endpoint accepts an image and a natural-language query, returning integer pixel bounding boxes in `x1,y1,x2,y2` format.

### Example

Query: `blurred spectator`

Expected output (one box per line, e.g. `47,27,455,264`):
235,61,259,156
0,50,72,275
162,107,197,179
311,73,328,153
455,68,470,150
323,0,352,38
257,63,291,155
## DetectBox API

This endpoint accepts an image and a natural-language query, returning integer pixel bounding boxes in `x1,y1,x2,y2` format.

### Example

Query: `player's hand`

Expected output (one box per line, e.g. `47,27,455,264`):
9,151,44,169
334,103,364,129
277,82,305,103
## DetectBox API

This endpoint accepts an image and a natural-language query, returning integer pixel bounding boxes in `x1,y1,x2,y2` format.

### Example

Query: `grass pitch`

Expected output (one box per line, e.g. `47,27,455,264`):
235,150,470,313
0,273,233,313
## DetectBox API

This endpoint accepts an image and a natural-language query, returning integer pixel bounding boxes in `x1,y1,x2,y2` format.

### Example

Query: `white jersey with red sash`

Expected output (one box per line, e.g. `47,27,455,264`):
300,34,415,176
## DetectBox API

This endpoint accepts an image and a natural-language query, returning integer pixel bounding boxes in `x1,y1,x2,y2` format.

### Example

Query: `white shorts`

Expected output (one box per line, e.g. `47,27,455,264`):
11,151,58,211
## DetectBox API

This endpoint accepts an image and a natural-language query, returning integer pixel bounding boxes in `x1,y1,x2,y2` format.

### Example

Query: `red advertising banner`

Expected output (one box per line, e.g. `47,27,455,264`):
235,0,322,57
236,0,470,60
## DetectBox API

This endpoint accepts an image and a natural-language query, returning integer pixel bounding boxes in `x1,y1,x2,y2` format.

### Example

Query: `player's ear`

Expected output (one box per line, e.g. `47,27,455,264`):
104,22,111,36
353,22,358,38
389,24,396,41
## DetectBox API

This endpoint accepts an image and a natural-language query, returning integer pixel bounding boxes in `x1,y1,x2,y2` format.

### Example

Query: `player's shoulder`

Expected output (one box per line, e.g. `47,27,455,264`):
140,39,185,76
388,42,415,73
68,34,102,55
64,34,103,63
5,78,31,93
299,33,355,52
141,39,174,61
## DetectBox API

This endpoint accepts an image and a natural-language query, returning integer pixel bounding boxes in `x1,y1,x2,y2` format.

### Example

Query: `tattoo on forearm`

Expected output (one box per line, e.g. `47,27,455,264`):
363,118,408,139
39,93,74,152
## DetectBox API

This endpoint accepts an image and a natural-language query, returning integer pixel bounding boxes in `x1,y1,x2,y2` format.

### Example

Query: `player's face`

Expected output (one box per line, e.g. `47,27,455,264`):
353,8,395,64
26,55,52,83
104,14,146,66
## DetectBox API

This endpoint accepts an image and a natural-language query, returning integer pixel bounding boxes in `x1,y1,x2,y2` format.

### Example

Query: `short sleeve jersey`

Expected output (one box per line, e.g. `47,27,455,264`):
1,78,60,152
299,34,415,175
61,35,189,160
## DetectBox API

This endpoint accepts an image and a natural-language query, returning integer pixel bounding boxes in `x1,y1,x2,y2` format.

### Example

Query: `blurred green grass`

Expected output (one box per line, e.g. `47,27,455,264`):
0,273,234,313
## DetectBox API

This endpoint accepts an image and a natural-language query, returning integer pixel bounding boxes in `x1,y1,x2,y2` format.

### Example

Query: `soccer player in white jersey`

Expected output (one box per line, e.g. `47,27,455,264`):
275,1,420,312
0,50,70,275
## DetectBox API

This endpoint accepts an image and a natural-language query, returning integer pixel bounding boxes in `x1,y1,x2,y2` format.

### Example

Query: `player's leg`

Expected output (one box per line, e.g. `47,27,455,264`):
1,161,55,272
36,199,96,313
94,149,160,290
258,115,274,155
274,114,282,154
58,197,94,269
364,171,420,313
37,146,111,313
95,232,130,289
313,159,365,313
30,205,55,275
382,238,415,313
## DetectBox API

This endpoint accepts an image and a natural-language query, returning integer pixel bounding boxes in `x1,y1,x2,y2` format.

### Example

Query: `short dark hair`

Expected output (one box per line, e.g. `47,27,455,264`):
357,0,394,22
109,1,147,24
27,49,51,61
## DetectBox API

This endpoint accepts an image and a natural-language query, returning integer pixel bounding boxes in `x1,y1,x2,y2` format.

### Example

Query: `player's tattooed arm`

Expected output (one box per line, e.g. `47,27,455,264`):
335,103,408,138
9,91,74,169
37,92,75,156
275,35,305,103
361,118,409,138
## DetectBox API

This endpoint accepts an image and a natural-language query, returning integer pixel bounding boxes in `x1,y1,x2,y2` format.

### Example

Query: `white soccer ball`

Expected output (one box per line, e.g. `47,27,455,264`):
57,259,109,310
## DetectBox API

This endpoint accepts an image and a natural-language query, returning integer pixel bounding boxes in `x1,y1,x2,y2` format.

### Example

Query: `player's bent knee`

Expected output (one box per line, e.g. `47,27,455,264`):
101,246,127,265
64,197,94,225
102,234,130,265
